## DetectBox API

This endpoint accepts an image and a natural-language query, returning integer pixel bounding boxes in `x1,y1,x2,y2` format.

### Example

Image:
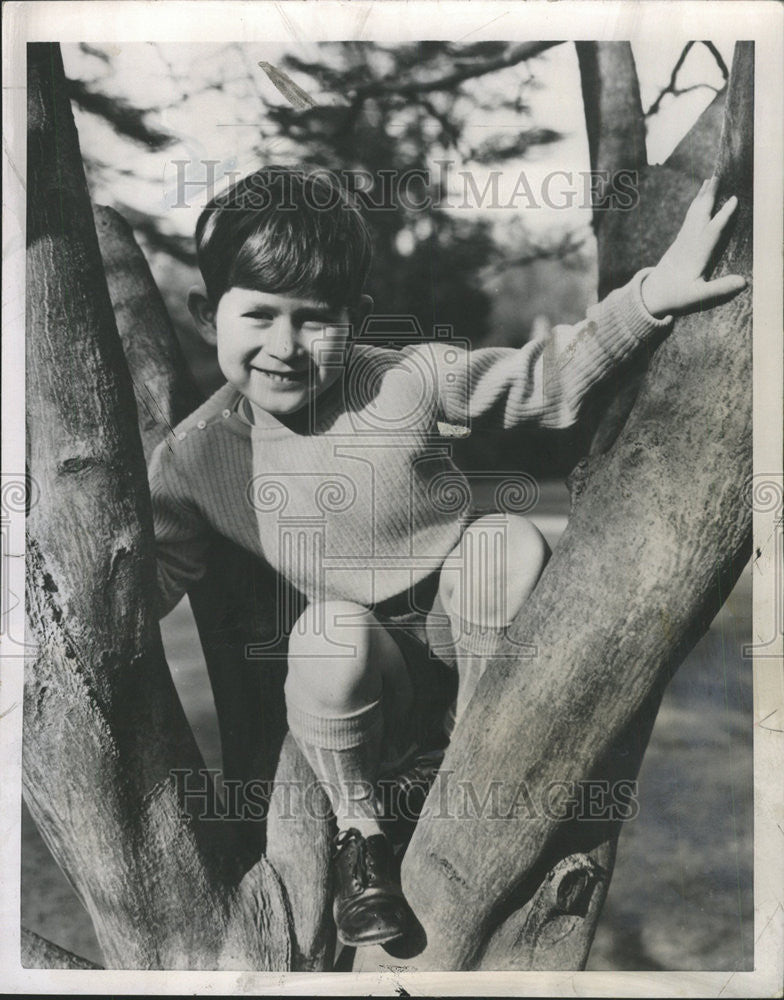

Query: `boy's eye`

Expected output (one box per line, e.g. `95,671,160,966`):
243,311,274,322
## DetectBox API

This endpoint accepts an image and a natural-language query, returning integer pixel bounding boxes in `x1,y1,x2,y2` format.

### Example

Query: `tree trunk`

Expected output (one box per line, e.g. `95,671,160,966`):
397,41,752,970
476,44,729,971
25,41,292,970
576,41,648,299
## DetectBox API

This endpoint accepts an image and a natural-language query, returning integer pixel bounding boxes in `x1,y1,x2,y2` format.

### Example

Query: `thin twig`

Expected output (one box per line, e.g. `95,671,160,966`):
646,42,695,116
646,40,728,117
703,41,730,80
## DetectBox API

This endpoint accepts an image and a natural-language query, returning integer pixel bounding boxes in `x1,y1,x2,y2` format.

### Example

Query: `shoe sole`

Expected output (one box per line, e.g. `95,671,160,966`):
333,894,408,949
336,925,405,948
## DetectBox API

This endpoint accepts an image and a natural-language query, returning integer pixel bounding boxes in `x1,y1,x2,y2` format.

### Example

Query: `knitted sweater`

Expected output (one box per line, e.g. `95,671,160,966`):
150,268,670,617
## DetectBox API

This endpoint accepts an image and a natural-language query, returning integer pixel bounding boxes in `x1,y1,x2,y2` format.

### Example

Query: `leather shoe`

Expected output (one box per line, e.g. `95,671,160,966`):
332,828,411,947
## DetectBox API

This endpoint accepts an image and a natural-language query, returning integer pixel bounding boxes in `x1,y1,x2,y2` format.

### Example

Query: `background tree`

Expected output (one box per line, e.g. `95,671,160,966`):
258,41,565,346
23,39,752,972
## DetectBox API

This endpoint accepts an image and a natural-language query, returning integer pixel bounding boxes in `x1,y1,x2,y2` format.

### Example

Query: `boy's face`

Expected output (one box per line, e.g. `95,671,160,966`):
214,288,353,418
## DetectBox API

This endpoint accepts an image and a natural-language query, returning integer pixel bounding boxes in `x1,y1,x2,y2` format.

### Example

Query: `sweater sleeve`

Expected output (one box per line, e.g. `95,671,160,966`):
433,268,672,431
148,439,211,619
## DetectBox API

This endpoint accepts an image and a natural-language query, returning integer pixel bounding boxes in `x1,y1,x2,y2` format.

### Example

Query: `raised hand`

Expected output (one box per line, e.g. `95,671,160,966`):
640,176,748,319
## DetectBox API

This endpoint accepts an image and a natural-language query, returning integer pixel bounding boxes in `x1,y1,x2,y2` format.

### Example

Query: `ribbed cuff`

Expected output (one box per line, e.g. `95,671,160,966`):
617,267,674,340
425,595,459,662
451,616,506,657
287,698,383,750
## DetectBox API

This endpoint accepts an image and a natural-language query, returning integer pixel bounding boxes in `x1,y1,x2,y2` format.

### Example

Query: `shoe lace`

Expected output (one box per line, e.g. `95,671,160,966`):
333,828,371,887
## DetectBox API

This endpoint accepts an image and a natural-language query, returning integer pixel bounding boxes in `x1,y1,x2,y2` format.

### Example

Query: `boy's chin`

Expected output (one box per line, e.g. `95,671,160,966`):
252,393,309,417
236,370,341,421
244,385,315,421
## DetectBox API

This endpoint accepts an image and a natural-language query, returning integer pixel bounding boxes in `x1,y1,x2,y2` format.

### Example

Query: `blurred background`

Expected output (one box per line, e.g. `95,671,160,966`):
21,39,751,971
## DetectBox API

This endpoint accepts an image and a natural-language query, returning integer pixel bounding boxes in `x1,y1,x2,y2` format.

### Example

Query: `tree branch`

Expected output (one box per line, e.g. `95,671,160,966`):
646,41,695,117
66,76,177,150
645,41,729,117
347,41,562,100
703,41,730,81
92,204,201,460
575,41,648,277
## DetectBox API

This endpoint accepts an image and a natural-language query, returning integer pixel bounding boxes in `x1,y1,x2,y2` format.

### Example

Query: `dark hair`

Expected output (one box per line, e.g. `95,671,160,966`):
195,166,372,307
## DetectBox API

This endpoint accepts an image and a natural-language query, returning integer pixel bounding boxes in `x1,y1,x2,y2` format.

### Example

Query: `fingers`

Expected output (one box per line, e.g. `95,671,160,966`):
700,273,748,302
690,184,740,270
708,194,739,233
693,194,740,269
687,176,718,219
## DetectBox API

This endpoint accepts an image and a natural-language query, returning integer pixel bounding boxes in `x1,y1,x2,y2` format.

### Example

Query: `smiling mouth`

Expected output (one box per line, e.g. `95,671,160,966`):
252,367,309,385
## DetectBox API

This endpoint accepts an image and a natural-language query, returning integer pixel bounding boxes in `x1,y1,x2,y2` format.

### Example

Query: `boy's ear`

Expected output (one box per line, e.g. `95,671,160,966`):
187,285,218,346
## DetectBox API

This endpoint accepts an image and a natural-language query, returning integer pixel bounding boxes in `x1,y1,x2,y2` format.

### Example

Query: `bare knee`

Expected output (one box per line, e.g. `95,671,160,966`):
286,601,380,714
440,514,550,626
503,515,551,611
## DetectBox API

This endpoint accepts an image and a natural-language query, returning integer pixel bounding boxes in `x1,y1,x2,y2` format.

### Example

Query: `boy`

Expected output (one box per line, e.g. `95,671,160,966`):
149,168,745,948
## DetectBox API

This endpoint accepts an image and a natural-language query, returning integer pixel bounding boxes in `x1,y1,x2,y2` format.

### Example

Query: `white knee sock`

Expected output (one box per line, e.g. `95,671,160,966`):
287,698,385,838
443,613,506,734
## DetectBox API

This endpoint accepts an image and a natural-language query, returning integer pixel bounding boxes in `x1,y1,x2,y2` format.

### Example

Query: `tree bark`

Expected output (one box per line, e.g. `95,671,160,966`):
25,41,292,970
20,927,102,970
398,41,752,970
576,42,648,299
92,204,201,461
482,46,728,971
572,45,728,471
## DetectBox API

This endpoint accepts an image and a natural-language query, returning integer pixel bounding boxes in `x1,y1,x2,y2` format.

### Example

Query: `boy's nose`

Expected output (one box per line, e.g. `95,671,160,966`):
267,319,299,361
